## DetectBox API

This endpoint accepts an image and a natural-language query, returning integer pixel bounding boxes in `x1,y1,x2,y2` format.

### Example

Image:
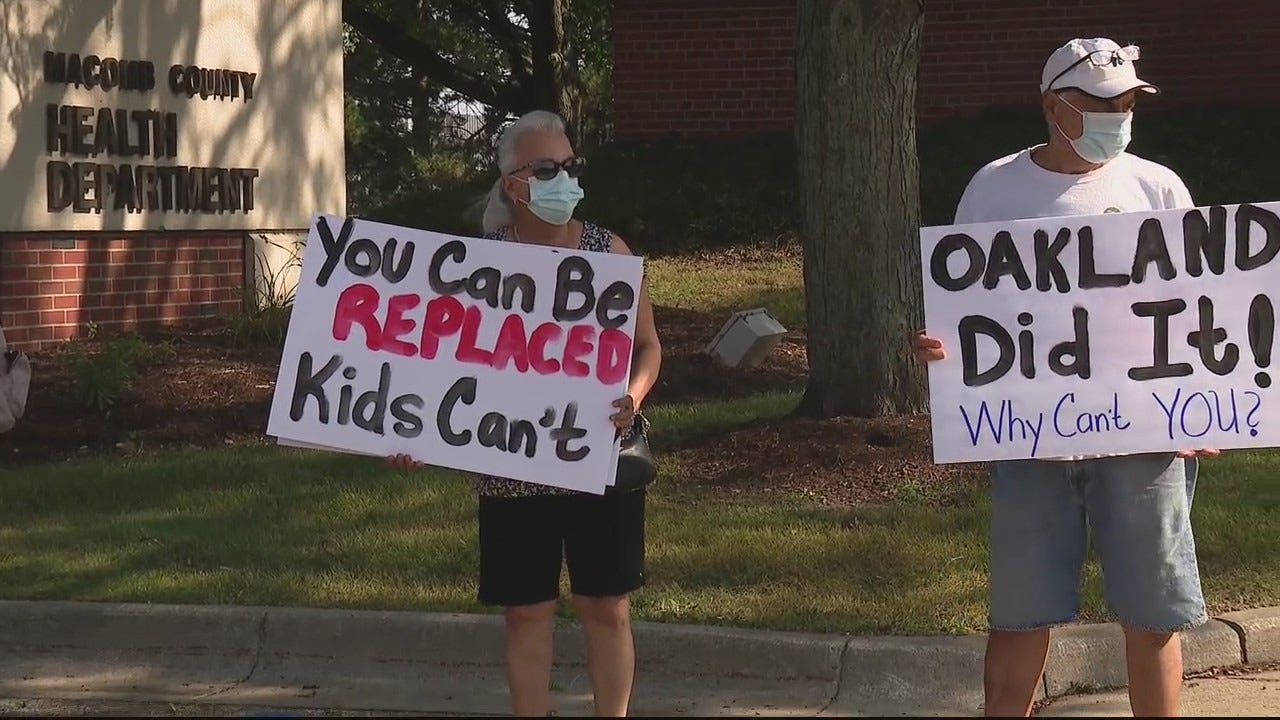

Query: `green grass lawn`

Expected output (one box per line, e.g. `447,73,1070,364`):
2,392,1278,635
645,249,805,330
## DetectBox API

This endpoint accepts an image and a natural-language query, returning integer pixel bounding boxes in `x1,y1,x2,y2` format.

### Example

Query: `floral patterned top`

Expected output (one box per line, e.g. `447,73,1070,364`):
471,221,633,498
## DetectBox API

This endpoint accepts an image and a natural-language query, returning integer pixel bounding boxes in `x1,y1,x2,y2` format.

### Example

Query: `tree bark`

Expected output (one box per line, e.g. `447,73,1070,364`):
529,0,578,132
794,0,927,418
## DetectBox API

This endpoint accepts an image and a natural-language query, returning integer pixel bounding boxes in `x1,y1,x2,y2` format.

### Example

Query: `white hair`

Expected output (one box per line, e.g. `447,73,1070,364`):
480,110,568,233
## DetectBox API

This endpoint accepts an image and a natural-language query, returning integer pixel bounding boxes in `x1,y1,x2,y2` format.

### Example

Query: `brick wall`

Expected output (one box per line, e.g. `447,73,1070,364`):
1,235,245,350
613,0,1280,139
614,0,795,138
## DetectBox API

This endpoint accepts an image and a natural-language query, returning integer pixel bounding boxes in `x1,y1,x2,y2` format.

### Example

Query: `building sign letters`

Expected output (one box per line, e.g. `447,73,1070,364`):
41,50,261,216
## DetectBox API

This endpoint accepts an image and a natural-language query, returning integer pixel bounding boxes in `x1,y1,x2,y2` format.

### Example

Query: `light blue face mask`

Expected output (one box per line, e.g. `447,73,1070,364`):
521,170,584,226
1055,96,1133,164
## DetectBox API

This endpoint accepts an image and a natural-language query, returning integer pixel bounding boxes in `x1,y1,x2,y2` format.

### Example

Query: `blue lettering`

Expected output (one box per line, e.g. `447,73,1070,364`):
959,399,1043,455
1210,390,1240,433
1153,388,1181,440
1180,391,1213,438
1052,392,1130,441
1053,392,1077,438
1112,393,1132,430
960,399,1005,447
1245,391,1262,437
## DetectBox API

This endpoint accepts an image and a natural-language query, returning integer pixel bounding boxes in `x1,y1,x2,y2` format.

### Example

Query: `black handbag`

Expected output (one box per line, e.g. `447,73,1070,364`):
611,412,657,493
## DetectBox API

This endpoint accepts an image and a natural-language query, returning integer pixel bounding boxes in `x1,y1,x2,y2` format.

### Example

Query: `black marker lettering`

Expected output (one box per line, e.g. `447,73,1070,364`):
982,231,1032,291
436,376,476,446
467,266,502,307
550,401,589,461
930,233,984,291
502,273,536,313
352,362,393,434
1128,300,1193,380
1183,206,1227,277
1078,226,1129,289
1131,218,1177,283
1048,305,1092,379
1186,295,1238,376
345,238,380,277
958,314,1015,387
391,394,425,438
1033,227,1072,293
596,281,636,329
553,256,595,322
1235,203,1280,271
289,352,342,422
428,240,467,295
315,216,354,286
1249,294,1274,389
1016,312,1035,379
380,238,414,283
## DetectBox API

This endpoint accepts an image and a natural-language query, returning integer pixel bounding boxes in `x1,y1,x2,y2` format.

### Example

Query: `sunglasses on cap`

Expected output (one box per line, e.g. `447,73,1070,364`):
1047,44,1140,92
510,156,587,181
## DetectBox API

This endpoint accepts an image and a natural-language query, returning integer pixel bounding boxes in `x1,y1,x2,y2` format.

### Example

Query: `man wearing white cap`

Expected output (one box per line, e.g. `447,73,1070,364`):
912,38,1218,716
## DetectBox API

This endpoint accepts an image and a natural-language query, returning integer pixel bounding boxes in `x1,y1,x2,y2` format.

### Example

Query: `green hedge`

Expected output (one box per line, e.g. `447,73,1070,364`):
363,106,1279,257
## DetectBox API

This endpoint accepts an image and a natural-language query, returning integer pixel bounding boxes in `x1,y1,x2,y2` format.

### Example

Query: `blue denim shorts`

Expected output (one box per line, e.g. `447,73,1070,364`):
988,453,1208,633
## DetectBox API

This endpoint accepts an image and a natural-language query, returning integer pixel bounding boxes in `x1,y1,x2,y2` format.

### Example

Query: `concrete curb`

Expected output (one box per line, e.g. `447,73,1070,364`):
1,601,1278,716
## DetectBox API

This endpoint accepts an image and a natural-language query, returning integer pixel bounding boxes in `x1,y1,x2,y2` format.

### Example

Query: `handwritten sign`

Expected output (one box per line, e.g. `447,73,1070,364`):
920,202,1280,463
266,215,644,494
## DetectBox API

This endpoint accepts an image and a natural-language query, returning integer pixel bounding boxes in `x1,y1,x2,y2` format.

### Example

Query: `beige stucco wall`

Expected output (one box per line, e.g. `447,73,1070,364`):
0,0,345,232
249,231,306,307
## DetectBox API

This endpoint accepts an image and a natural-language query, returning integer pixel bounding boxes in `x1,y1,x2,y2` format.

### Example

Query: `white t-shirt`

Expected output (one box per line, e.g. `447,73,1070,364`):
955,146,1195,225
952,146,1195,461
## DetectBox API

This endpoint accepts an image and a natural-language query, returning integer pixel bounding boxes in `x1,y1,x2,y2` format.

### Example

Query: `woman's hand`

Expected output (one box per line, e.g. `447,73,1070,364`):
387,453,426,470
1176,449,1220,459
611,394,636,431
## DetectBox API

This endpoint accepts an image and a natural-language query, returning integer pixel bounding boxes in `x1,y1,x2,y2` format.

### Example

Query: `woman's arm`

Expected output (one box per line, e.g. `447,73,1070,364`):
611,234,662,410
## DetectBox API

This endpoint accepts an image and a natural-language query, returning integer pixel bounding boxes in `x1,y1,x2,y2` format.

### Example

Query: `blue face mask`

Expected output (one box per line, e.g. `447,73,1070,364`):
521,170,584,226
1055,96,1133,164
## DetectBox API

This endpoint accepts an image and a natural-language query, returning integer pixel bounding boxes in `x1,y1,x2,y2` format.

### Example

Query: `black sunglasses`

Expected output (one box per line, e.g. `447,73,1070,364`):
511,156,586,181
1046,45,1140,92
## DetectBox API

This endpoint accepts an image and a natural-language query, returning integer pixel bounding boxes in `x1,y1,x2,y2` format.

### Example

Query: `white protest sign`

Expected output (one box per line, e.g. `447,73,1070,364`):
266,215,643,494
920,202,1280,463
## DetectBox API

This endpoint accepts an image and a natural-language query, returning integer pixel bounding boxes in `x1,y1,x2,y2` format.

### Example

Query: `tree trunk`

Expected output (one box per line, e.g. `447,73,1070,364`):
794,0,927,419
529,0,578,134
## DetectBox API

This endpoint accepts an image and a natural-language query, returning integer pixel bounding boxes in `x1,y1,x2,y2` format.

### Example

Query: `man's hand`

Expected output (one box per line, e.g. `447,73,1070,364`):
911,331,946,363
1176,449,1220,459
387,453,426,470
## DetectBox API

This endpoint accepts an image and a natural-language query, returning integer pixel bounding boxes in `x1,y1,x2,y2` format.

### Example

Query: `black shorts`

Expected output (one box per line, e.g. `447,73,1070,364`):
477,489,646,607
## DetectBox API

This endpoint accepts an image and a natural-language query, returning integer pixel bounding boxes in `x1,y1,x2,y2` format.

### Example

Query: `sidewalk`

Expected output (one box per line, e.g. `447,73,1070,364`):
1,600,1277,716
1039,668,1280,717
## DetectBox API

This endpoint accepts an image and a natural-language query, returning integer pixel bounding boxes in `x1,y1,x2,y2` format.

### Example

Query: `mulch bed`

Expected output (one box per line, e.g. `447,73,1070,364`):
1,308,976,507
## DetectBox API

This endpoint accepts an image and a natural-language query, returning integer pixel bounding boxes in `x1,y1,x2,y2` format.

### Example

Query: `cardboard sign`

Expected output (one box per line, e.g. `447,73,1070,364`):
266,215,644,494
920,202,1280,463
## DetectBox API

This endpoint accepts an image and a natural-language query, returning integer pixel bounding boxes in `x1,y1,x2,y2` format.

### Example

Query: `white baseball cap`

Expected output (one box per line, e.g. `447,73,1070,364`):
1040,37,1158,97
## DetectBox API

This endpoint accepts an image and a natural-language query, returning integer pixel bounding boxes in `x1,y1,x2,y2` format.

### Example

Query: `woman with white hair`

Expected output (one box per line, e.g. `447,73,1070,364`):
390,109,663,717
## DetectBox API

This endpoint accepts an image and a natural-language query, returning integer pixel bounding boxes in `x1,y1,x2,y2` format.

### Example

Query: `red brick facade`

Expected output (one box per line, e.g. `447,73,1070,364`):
613,0,1280,139
1,236,244,349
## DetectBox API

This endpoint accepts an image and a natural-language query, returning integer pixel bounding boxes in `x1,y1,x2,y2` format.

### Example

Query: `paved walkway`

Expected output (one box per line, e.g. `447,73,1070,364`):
1039,669,1280,717
2,600,1278,716
5,672,1280,717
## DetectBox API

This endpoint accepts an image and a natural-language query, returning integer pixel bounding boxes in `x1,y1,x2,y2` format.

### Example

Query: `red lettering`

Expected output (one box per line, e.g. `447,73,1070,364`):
332,283,382,350
491,314,530,372
382,293,421,357
420,295,464,359
529,323,562,375
563,324,595,378
596,328,633,385
455,304,494,365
